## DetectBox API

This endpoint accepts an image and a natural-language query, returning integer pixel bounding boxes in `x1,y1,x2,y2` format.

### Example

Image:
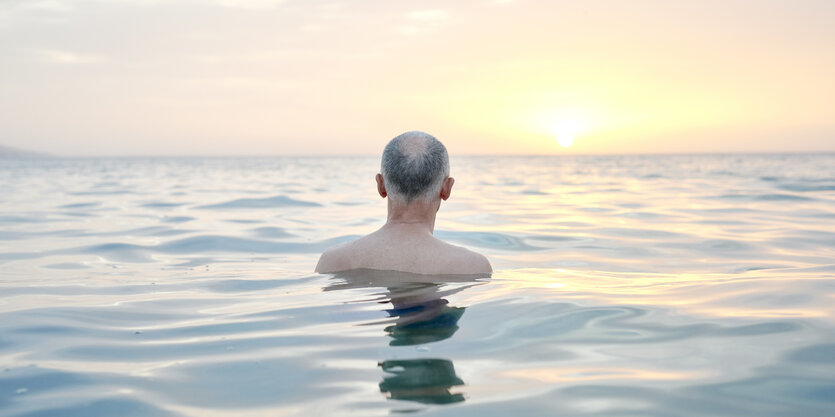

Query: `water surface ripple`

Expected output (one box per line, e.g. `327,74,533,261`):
1,155,834,416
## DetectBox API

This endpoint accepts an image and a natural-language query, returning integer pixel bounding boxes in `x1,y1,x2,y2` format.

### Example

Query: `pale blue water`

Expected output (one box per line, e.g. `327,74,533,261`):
1,154,834,416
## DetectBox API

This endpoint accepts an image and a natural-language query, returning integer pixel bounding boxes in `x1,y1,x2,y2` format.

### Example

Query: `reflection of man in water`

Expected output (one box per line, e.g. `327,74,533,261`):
383,284,466,346
326,270,477,345
378,359,465,404
376,281,467,404
325,270,475,405
315,131,492,275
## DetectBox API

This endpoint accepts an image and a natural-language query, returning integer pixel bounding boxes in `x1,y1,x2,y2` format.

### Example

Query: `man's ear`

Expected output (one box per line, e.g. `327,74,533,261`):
376,173,387,198
440,177,454,201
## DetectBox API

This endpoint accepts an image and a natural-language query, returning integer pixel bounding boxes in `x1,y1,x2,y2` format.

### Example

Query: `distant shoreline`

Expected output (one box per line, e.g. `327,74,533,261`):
3,151,834,160
0,144,52,159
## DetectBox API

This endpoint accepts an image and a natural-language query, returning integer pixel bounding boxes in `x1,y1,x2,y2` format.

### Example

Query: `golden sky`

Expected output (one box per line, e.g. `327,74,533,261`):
1,0,833,156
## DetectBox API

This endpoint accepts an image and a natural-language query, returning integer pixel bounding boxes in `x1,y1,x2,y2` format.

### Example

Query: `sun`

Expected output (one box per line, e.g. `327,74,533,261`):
551,120,582,148
557,133,575,148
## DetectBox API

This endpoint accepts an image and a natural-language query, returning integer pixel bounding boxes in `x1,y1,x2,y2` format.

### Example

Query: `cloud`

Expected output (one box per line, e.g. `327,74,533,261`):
396,25,420,36
34,49,103,64
17,1,75,13
0,0,73,26
301,23,327,33
214,0,287,10
398,9,451,36
407,9,450,22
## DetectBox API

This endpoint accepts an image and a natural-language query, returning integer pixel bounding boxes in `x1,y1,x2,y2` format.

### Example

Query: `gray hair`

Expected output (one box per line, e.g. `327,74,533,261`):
381,131,450,204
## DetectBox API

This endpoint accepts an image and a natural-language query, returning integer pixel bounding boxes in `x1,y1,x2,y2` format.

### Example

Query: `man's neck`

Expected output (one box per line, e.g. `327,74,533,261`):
384,198,439,233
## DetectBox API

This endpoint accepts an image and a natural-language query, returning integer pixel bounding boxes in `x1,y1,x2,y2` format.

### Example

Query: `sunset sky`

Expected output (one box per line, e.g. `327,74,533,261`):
1,0,833,156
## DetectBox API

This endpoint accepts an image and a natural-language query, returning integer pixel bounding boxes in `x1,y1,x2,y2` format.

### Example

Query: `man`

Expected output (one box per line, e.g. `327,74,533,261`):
315,131,492,275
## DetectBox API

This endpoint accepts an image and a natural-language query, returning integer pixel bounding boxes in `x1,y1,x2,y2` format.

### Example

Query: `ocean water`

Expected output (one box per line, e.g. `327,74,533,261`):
1,154,834,416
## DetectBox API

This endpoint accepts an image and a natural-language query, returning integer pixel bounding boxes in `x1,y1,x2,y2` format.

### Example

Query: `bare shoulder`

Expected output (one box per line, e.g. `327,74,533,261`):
315,232,384,273
435,240,492,275
315,231,492,275
315,240,358,273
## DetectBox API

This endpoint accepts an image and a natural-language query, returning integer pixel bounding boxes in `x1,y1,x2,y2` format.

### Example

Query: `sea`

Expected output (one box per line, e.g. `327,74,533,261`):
1,154,834,416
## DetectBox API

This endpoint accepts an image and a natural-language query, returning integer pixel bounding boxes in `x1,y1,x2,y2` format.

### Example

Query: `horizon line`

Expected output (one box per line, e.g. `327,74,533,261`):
3,149,835,159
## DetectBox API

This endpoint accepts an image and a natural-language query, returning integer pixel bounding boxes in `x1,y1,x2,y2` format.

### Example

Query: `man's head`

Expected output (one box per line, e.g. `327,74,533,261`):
378,131,451,204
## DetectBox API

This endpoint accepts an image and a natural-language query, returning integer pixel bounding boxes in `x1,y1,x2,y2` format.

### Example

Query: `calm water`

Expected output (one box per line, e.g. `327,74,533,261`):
1,155,834,416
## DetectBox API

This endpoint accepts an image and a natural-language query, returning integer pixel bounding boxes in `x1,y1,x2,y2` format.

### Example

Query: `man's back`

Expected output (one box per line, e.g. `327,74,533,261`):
316,226,491,275
315,131,491,276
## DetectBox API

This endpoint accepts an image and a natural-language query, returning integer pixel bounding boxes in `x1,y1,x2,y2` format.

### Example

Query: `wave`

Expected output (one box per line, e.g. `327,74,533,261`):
786,344,835,364
58,202,100,209
77,234,358,261
197,195,320,209
435,230,541,251
248,226,295,239
778,184,835,192
716,193,814,201
140,202,185,209
161,216,195,223
0,215,57,223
